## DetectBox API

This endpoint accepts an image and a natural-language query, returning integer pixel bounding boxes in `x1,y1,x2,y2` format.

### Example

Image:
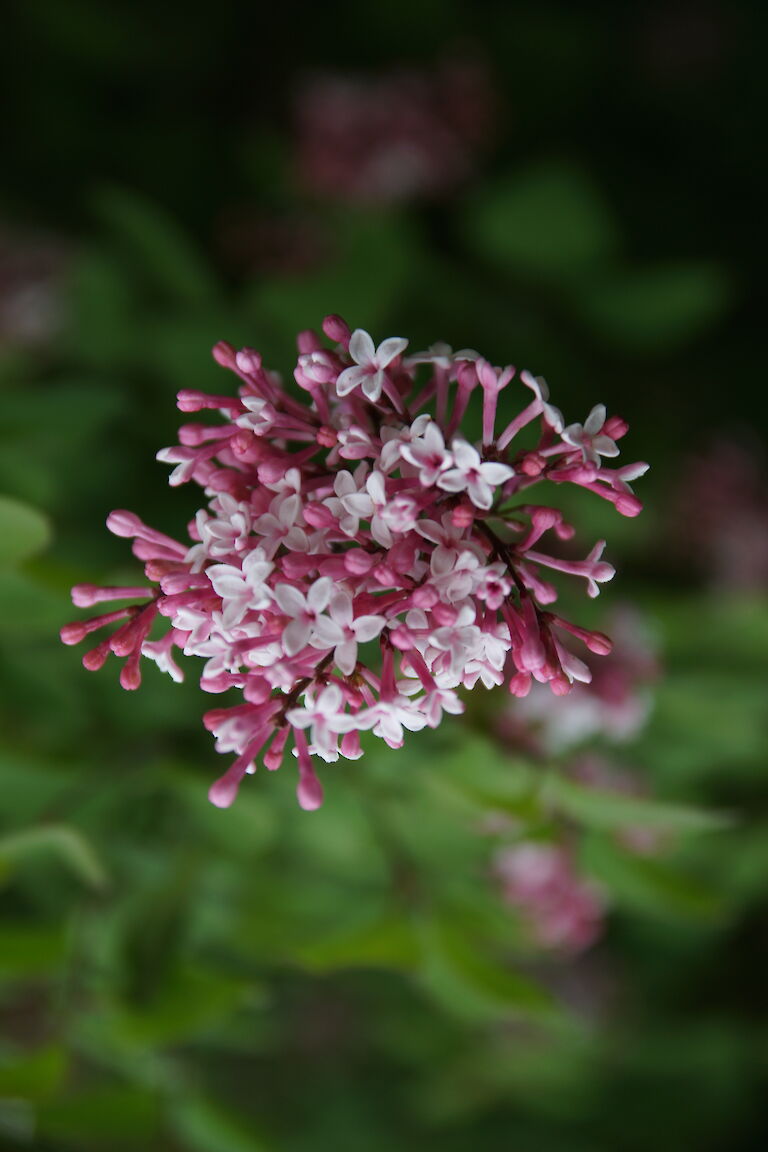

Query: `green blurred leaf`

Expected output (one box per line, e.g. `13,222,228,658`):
0,1045,66,1099
0,570,68,637
464,161,619,281
38,1086,161,1146
94,186,217,305
169,1096,272,1152
581,835,723,920
0,496,51,569
576,263,730,350
0,926,67,978
0,825,108,890
295,911,419,973
542,774,732,835
418,916,555,1023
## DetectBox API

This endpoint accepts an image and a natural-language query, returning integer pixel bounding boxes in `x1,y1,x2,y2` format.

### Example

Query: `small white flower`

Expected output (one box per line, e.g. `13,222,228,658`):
286,684,358,761
207,548,274,628
405,343,480,370
436,440,515,510
235,396,276,435
562,405,619,465
311,591,385,675
335,329,408,402
357,695,428,748
273,577,333,655
400,421,453,486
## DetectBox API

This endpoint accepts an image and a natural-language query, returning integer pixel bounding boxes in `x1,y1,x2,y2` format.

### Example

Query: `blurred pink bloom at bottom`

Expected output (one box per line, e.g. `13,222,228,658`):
494,843,606,954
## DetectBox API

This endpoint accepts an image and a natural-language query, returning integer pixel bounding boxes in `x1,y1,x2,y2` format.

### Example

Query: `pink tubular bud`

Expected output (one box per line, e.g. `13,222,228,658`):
82,638,111,670
604,415,628,439
71,584,151,607
212,340,236,367
264,727,289,771
209,760,249,808
297,329,321,354
60,622,87,645
235,348,262,375
344,549,374,575
508,671,532,697
519,453,546,477
451,502,475,528
106,510,143,538
549,673,572,696
120,653,142,690
322,314,350,345
615,492,643,517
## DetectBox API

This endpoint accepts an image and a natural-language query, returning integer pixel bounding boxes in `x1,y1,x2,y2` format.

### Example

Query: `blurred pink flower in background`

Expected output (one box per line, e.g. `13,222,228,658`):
294,57,495,204
500,606,660,753
669,436,768,591
0,225,68,349
494,842,607,954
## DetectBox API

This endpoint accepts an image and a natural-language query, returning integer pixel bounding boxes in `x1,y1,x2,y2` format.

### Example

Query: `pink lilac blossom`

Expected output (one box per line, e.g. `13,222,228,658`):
0,225,68,348
61,314,645,810
493,842,606,954
669,435,768,591
294,60,494,204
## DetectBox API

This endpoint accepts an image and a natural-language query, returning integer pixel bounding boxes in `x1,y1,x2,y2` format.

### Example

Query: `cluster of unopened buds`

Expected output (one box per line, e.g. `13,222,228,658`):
62,315,647,810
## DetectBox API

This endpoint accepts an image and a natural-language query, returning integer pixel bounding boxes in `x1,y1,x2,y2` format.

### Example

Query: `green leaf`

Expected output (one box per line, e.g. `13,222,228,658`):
295,912,419,973
0,495,51,569
576,263,730,350
94,186,217,305
542,774,732,835
0,926,68,978
0,825,108,890
418,916,555,1023
38,1087,161,1147
581,835,723,920
464,161,619,281
169,1097,272,1152
0,570,67,636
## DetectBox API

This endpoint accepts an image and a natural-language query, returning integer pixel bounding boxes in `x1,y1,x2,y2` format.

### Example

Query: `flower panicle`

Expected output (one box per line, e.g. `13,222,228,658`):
62,317,646,809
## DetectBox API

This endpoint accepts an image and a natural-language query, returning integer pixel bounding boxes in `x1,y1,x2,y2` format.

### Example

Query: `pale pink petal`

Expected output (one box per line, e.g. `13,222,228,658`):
376,336,408,367
349,328,376,365
274,583,306,617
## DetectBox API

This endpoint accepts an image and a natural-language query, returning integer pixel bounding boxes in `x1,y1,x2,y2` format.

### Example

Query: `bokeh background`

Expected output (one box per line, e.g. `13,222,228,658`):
2,1,768,1149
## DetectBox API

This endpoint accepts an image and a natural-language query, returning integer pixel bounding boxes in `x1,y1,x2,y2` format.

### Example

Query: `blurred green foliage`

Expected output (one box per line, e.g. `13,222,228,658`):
2,0,768,1149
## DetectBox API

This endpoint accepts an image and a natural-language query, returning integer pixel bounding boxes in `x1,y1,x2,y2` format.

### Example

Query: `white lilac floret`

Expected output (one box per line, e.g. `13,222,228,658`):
62,315,646,810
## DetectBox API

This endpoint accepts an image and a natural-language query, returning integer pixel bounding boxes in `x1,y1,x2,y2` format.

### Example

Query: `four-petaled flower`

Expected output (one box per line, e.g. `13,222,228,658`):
562,405,620,465
286,684,358,761
436,439,515,509
401,421,453,486
273,577,333,655
335,328,408,402
311,591,385,675
207,549,274,627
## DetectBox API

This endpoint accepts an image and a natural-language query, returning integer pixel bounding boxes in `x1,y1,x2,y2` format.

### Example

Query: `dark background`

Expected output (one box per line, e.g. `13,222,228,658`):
1,2,767,1150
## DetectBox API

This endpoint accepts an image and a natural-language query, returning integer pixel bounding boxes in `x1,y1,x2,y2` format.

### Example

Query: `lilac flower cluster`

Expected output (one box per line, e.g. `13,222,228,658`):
62,314,646,810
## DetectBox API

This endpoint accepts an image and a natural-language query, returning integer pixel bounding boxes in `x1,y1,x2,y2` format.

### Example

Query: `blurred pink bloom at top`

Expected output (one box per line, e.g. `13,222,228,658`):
294,58,495,204
494,842,606,954
669,436,768,591
0,225,68,348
